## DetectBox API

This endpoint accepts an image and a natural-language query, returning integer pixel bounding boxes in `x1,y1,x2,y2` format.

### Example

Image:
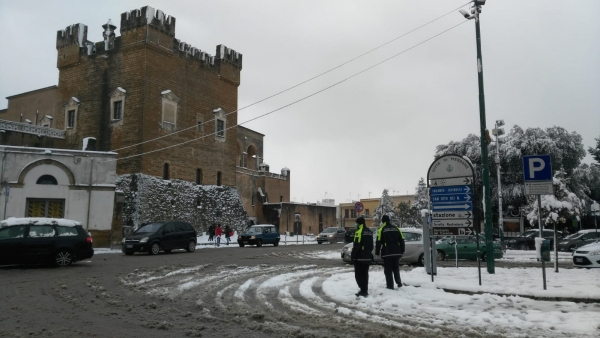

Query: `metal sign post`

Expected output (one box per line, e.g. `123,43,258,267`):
523,155,554,290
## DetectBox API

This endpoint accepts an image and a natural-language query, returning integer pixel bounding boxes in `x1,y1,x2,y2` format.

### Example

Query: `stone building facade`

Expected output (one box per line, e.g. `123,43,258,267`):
51,6,243,188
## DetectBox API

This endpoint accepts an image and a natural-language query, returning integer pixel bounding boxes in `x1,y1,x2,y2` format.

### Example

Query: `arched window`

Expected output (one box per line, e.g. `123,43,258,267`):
36,175,58,185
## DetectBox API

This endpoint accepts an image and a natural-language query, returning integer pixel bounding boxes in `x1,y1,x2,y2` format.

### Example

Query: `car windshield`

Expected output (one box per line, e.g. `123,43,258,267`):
521,231,537,238
135,223,164,233
246,226,263,233
565,233,583,240
322,228,337,233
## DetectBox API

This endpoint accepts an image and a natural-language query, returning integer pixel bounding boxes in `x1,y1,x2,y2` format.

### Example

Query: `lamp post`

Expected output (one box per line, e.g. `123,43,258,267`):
492,120,505,247
460,0,494,273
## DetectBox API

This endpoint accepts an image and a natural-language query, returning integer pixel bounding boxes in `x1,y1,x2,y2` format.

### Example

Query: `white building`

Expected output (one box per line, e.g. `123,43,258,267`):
0,146,117,244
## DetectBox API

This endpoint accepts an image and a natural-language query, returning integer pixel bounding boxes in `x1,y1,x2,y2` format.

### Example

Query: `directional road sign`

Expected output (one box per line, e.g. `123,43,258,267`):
432,211,472,219
431,194,472,203
433,227,474,236
430,186,471,195
522,155,553,195
429,177,472,187
431,202,473,211
433,219,473,227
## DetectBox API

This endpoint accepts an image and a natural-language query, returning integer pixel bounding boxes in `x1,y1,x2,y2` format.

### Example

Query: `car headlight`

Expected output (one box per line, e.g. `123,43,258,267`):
589,250,600,256
139,237,149,243
250,236,255,239
122,238,126,244
328,234,334,238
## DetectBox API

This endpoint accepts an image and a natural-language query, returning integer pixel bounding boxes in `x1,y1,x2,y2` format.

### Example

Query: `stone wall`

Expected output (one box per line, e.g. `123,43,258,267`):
116,173,249,233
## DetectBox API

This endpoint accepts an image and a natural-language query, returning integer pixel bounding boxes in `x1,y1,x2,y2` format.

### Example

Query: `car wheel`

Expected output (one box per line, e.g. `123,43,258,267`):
437,250,445,261
256,240,263,247
186,241,196,252
317,241,322,244
518,243,529,250
274,240,279,247
239,243,245,247
149,243,161,255
163,249,172,254
55,250,73,267
419,254,425,266
124,251,134,256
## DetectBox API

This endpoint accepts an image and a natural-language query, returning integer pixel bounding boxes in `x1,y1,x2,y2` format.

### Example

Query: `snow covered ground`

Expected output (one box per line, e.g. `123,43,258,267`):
123,263,600,337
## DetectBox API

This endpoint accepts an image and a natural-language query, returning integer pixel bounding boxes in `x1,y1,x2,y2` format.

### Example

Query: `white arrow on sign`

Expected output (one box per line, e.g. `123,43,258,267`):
432,204,472,210
429,177,472,187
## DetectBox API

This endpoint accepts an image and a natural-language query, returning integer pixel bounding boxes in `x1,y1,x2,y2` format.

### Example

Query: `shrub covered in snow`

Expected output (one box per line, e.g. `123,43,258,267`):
116,174,249,232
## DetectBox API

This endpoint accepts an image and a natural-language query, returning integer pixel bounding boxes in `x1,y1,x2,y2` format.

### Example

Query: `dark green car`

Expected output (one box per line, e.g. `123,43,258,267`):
436,235,503,261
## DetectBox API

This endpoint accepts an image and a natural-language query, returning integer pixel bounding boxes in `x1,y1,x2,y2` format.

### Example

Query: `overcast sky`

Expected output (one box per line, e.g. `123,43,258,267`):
1,0,599,204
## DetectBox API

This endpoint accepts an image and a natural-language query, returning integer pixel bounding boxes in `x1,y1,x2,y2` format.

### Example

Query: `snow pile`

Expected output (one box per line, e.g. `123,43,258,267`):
116,174,249,232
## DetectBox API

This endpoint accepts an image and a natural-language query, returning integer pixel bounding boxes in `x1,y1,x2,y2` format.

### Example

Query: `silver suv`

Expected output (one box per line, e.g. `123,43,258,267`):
341,228,425,265
317,227,345,244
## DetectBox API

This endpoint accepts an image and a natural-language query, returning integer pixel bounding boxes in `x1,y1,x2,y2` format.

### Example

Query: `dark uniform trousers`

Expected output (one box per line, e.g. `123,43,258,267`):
383,256,401,288
354,261,370,293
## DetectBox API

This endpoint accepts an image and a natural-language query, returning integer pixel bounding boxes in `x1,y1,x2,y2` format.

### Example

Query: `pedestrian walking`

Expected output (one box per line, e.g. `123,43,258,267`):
375,215,405,289
208,224,215,242
215,224,222,247
351,217,373,297
225,225,232,246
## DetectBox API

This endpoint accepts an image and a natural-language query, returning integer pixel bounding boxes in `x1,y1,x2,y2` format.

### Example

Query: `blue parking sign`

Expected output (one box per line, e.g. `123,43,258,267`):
522,155,552,181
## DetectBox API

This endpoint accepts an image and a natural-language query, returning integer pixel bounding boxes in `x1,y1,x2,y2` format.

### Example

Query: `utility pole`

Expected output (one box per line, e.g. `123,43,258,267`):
460,0,494,273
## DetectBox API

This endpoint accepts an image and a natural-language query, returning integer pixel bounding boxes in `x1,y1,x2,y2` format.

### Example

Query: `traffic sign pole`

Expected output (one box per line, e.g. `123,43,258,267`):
538,195,547,290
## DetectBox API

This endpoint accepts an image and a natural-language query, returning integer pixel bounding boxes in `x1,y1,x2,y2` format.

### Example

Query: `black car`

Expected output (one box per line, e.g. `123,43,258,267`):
505,229,564,250
0,217,94,267
344,228,356,243
122,221,197,255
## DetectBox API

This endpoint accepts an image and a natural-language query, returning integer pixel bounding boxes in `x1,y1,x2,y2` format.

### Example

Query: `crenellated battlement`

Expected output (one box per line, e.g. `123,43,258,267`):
120,6,176,36
172,40,243,69
56,23,87,49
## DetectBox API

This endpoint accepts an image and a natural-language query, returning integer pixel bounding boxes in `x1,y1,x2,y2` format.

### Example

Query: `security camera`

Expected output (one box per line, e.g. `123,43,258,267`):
459,9,471,19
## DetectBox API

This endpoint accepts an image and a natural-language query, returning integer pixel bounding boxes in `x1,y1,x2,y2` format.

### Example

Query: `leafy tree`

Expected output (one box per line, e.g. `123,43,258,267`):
589,135,600,163
523,169,583,229
372,189,397,227
412,177,429,211
434,125,587,223
395,201,421,227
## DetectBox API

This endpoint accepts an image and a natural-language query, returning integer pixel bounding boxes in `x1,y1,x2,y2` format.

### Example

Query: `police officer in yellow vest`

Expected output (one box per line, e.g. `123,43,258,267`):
376,215,405,289
351,217,373,297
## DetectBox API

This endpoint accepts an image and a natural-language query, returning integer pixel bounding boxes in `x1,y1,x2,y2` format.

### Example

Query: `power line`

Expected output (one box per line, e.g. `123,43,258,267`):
110,1,471,152
103,19,470,163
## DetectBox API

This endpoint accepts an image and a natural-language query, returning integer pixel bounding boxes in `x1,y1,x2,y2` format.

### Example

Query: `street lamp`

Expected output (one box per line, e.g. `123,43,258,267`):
459,0,495,273
492,119,505,245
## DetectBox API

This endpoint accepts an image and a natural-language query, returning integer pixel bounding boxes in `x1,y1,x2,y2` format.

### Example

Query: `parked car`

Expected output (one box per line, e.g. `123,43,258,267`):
572,241,600,268
558,230,600,252
505,229,563,250
344,228,356,243
436,235,503,261
122,221,197,255
0,217,94,267
317,227,345,244
238,224,280,247
341,228,425,265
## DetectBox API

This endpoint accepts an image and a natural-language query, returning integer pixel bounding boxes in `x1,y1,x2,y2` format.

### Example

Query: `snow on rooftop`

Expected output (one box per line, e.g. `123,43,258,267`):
72,97,80,103
0,217,82,227
116,87,126,93
161,90,171,95
44,115,53,119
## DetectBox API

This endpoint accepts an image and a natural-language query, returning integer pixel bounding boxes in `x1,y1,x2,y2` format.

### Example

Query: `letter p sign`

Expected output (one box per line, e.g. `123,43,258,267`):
522,155,552,182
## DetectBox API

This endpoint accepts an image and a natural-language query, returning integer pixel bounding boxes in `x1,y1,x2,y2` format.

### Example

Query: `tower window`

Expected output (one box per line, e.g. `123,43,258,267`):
113,101,122,120
163,163,170,180
196,169,203,185
67,110,75,128
217,171,222,186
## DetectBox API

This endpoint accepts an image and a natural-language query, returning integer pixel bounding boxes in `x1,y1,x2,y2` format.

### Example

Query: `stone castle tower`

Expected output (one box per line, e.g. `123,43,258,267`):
54,6,243,186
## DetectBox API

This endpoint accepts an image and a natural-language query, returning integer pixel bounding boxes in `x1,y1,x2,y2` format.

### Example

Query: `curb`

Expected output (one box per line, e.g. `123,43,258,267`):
404,283,600,304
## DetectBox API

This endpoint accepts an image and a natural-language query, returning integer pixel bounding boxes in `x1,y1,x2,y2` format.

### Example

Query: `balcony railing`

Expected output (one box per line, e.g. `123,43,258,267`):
236,166,287,181
0,119,65,139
